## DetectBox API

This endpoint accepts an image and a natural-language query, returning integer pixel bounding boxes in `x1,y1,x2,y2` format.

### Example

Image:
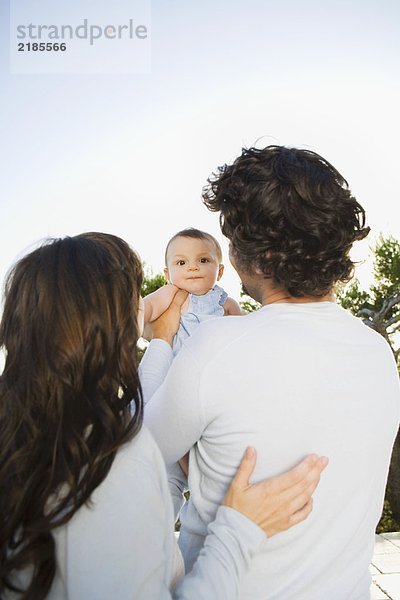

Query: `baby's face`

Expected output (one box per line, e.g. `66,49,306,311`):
165,236,223,295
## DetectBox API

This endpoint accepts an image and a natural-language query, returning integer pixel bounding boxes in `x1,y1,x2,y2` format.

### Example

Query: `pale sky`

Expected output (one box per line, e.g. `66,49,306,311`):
1,0,399,303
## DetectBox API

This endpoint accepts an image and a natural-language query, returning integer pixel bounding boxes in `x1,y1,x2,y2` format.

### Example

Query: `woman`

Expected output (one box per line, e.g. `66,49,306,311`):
0,232,326,599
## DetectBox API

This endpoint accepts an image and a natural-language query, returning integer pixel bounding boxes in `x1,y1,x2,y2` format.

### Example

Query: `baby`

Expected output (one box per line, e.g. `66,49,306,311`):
143,228,243,509
144,228,242,355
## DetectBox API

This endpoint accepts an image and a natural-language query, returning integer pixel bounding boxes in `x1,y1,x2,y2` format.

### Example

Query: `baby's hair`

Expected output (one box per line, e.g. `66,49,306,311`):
165,228,223,264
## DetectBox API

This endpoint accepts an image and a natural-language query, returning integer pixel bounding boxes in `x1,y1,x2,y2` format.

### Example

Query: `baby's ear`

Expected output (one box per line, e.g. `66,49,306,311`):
217,264,224,281
163,267,171,284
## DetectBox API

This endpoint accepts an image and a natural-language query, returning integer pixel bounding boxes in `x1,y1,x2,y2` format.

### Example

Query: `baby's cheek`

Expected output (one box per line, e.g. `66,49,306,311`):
170,273,183,286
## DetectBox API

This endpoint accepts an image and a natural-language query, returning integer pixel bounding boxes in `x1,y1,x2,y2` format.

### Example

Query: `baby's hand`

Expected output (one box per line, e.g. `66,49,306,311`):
145,288,188,346
143,283,182,327
224,296,245,316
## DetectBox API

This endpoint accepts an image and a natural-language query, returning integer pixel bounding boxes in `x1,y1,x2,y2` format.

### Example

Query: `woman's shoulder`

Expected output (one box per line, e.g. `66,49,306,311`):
114,426,167,477
63,427,171,530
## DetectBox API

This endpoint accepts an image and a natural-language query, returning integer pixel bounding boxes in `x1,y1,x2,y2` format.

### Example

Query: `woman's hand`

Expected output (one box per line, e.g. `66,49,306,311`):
223,448,328,537
143,288,188,346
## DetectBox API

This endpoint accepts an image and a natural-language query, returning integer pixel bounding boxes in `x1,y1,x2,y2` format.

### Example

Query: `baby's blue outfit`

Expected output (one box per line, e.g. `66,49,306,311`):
172,284,228,356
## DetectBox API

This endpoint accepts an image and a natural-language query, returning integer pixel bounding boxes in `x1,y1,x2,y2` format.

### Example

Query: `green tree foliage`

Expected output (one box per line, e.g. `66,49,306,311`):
338,235,400,531
338,236,400,367
138,268,167,361
239,290,260,313
141,267,167,297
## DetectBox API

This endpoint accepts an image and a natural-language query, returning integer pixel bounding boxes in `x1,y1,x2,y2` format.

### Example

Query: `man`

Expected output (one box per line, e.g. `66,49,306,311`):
143,146,400,599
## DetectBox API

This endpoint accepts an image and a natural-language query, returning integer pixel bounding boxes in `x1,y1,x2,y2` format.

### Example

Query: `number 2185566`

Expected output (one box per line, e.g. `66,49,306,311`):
18,43,67,51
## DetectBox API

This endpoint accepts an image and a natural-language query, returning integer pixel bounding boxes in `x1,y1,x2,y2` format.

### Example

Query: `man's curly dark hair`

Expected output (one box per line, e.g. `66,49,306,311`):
202,145,370,297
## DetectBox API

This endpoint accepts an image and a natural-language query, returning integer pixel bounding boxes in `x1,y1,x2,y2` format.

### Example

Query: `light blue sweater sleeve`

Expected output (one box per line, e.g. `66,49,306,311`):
139,339,173,405
131,432,265,600
139,339,189,518
173,506,265,599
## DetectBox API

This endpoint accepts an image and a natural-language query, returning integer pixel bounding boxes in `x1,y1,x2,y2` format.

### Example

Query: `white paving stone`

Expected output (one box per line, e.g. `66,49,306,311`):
373,574,400,600
372,555,400,575
371,564,383,575
371,536,400,598
375,535,400,554
382,534,400,550
371,582,391,599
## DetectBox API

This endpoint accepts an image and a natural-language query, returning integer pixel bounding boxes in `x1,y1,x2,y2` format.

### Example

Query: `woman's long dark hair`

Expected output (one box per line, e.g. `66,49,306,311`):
0,233,144,599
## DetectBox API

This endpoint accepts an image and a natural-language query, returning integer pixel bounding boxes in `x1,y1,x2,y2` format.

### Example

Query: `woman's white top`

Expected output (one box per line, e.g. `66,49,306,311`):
8,426,264,599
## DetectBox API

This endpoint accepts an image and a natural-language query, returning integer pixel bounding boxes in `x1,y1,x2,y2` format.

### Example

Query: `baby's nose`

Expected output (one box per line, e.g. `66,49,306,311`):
188,262,199,270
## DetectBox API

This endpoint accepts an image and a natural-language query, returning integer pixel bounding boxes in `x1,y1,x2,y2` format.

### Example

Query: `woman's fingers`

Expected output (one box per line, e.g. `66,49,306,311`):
229,447,257,490
289,498,314,527
170,288,189,310
223,450,329,538
266,455,328,494
262,456,328,520
277,456,329,506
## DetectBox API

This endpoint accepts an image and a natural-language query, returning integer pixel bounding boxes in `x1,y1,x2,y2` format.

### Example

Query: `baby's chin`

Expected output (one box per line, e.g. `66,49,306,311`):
179,282,215,296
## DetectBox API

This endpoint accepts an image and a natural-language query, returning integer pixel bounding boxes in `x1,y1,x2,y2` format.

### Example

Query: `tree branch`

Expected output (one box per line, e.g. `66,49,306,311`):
357,308,375,319
377,293,400,321
386,313,400,329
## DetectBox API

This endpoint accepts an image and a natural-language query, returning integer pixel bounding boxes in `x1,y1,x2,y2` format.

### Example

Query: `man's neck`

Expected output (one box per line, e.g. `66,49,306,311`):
260,285,334,306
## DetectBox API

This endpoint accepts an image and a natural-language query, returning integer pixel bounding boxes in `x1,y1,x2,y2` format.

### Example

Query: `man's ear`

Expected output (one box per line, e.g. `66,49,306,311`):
164,267,171,283
217,264,224,281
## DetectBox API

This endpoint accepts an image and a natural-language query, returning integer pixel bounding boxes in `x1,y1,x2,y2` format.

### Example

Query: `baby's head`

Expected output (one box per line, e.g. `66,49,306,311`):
164,228,224,295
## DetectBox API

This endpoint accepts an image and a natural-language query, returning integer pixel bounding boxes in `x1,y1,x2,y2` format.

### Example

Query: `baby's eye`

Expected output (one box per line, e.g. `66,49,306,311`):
200,258,209,263
177,260,186,266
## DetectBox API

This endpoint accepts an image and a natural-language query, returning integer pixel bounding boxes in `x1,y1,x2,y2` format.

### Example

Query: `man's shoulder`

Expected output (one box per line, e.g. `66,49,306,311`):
335,304,393,346
196,309,258,337
181,310,260,365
